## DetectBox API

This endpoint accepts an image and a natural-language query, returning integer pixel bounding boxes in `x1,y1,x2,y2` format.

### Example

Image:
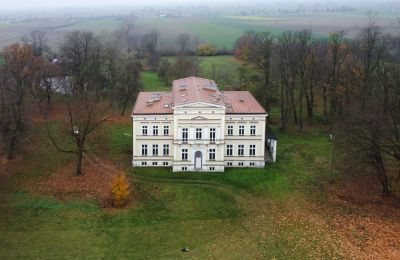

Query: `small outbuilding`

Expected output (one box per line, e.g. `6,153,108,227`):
266,129,278,163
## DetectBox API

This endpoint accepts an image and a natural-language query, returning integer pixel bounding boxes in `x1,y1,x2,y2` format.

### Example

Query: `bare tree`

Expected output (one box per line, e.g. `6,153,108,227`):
48,97,110,176
60,31,103,98
114,54,142,115
0,44,43,159
353,18,389,109
168,54,199,80
30,60,61,113
48,31,112,175
326,31,350,123
176,33,191,53
21,30,49,57
157,59,171,86
114,13,138,52
337,22,400,196
141,30,159,69
276,31,299,130
295,30,316,127
250,31,274,118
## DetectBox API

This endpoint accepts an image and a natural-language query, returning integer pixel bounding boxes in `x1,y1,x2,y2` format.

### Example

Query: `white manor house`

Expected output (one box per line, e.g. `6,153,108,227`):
131,77,277,172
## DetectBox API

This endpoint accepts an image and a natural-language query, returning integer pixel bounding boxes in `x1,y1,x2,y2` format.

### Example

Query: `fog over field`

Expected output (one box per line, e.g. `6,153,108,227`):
0,0,399,49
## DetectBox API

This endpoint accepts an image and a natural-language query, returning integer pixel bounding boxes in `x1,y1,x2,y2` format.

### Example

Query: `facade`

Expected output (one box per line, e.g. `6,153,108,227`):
131,77,275,172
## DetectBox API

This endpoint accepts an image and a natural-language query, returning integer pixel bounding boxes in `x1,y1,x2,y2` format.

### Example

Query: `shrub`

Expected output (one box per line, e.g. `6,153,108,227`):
196,44,217,56
111,173,131,208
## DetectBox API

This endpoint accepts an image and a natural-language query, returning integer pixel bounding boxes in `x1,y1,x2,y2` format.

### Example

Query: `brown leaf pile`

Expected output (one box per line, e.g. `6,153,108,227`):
327,175,400,259
243,195,343,259
31,159,121,207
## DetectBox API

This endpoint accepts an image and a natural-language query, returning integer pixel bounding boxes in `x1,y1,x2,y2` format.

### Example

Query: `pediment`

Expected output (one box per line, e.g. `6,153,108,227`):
174,101,225,109
191,116,208,120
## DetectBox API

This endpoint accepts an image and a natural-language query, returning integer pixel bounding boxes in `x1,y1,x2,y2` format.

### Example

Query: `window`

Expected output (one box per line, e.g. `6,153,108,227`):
141,144,148,156
196,128,202,140
163,144,169,156
181,166,188,171
227,125,233,136
250,162,255,166
250,125,256,136
141,162,147,166
239,162,244,166
142,125,148,135
163,125,169,136
209,167,215,171
226,145,233,156
152,161,158,166
227,162,232,166
209,128,216,142
182,149,188,160
182,128,188,142
249,145,256,156
163,162,169,166
238,145,244,156
239,125,244,136
153,125,158,136
209,149,216,161
152,144,158,156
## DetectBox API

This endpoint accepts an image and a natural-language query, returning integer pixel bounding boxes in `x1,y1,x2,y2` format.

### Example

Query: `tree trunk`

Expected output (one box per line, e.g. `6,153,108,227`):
76,149,83,176
7,135,17,160
290,85,298,124
307,82,314,118
323,84,328,120
280,82,286,131
298,90,304,133
46,85,52,110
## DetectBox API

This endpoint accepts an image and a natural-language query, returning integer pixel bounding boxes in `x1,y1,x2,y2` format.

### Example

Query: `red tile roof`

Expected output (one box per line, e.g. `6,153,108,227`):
172,77,226,107
222,91,266,114
131,91,173,115
132,77,266,115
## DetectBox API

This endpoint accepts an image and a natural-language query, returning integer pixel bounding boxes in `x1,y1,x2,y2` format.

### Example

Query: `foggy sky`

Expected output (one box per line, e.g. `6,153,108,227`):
0,0,386,11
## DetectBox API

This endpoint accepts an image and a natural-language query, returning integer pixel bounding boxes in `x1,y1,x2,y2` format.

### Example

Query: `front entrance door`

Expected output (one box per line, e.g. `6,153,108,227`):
195,151,202,170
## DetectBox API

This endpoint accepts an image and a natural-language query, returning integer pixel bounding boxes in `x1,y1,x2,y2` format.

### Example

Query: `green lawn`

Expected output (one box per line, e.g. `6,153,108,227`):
140,71,170,92
0,115,341,259
140,55,242,92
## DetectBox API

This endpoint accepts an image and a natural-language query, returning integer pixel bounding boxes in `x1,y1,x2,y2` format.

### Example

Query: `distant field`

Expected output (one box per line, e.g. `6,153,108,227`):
1,11,399,49
0,23,15,29
222,15,287,22
65,18,122,32
183,21,245,48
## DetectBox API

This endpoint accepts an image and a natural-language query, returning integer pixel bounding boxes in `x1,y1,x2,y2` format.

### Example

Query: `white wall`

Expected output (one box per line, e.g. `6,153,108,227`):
132,102,268,172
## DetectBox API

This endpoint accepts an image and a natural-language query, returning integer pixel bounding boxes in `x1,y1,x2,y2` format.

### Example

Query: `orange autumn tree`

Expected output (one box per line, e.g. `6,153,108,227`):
0,43,44,159
111,173,131,208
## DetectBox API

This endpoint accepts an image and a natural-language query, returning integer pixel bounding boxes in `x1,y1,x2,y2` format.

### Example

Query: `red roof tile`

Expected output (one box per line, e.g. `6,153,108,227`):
131,77,266,115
